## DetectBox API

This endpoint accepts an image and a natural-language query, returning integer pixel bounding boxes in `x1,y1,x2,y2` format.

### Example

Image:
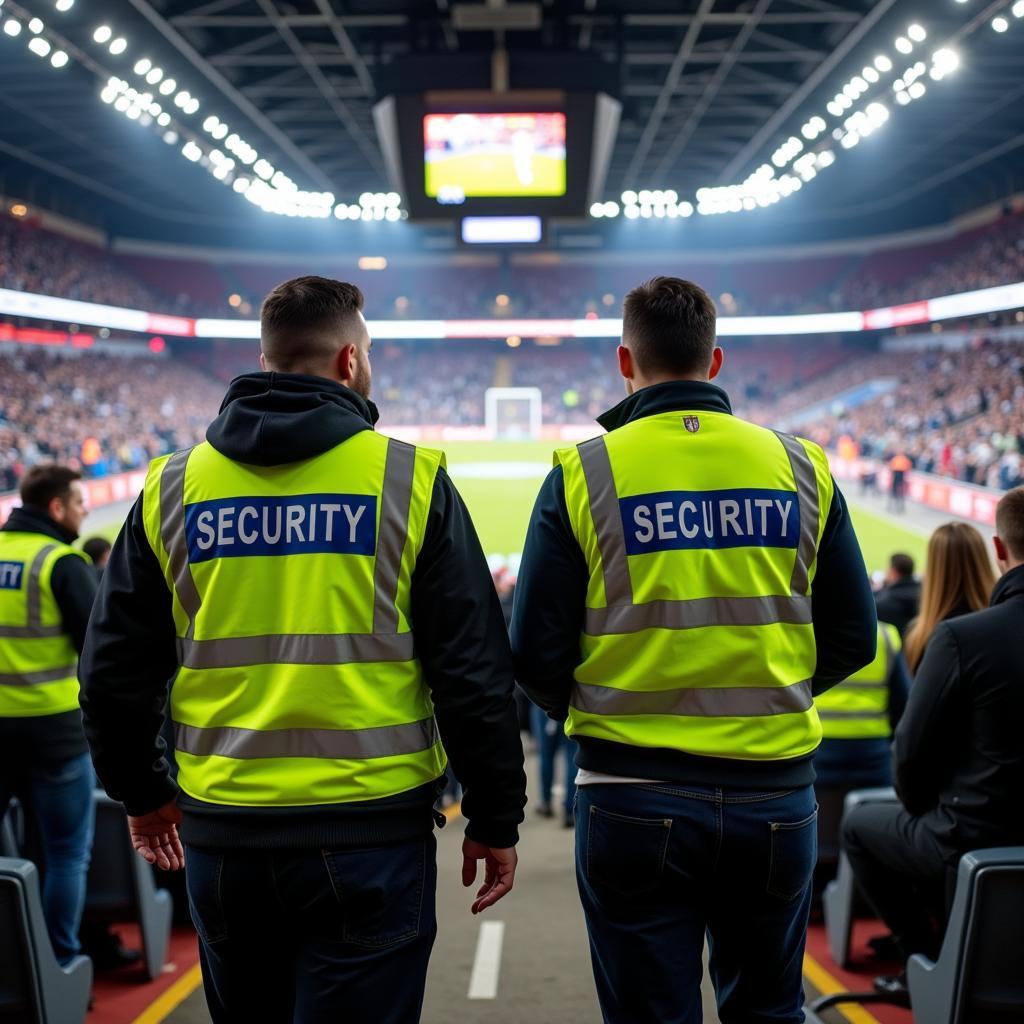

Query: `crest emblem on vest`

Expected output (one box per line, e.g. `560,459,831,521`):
683,415,700,434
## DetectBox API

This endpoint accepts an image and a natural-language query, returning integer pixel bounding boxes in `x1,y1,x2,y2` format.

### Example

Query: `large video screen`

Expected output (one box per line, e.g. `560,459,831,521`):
424,112,567,202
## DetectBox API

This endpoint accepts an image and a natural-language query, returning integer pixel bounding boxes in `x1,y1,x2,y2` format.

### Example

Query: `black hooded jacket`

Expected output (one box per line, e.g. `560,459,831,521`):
0,505,97,763
79,373,526,850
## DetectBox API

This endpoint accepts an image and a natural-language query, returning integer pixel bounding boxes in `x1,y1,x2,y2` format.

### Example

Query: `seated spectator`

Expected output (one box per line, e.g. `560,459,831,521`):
874,552,921,637
841,488,1024,1003
81,536,111,572
902,523,996,674
813,620,909,791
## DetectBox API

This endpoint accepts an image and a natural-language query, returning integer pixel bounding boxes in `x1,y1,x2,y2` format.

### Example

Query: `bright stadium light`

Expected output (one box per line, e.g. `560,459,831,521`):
162,129,177,143
55,0,74,10
159,78,175,95
146,66,163,84
1014,0,1024,16
863,66,879,83
894,36,912,54
874,54,892,72
907,24,926,42
109,37,126,54
908,80,926,99
134,57,151,74
50,49,67,67
27,16,42,31
28,36,50,56
992,17,1009,32
93,25,111,43
3,18,21,35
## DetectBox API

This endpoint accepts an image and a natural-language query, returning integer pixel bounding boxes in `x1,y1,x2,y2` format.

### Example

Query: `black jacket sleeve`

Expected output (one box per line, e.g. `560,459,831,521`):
50,553,99,653
509,466,588,720
79,494,181,816
892,622,961,815
810,483,877,695
411,468,526,849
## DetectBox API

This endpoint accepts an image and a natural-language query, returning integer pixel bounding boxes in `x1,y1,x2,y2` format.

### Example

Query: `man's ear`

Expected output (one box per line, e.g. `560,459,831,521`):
259,351,268,371
617,344,633,381
993,535,1010,572
708,347,724,381
336,343,356,384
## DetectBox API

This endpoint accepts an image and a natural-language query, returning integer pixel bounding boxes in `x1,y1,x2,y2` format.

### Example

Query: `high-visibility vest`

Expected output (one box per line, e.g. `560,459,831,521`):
141,432,448,807
815,622,900,740
0,531,84,717
555,409,834,762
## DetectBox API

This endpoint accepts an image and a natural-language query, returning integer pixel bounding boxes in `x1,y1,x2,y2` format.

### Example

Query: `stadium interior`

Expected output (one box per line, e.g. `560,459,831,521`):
1,0,1023,1022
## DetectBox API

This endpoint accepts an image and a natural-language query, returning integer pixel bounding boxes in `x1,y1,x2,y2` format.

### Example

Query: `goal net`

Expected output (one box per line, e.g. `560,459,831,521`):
485,387,543,440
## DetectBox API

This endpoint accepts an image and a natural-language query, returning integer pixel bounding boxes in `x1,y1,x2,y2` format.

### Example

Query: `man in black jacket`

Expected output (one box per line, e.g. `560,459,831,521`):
843,487,1024,997
79,277,526,1022
874,553,920,637
0,465,97,965
511,278,876,1024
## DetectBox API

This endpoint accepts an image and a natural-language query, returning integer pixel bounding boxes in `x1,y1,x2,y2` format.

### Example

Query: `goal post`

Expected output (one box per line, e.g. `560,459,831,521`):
485,387,543,440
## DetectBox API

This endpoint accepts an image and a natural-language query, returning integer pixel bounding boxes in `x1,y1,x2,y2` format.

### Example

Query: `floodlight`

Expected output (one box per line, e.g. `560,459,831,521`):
93,25,111,43
874,55,892,72
114,95,129,111
55,0,74,10
992,17,1009,32
621,190,637,204
28,16,42,31
159,78,175,95
908,81,926,99
50,49,67,67
28,36,50,56
907,24,926,43
1015,1,1024,16
894,37,912,54
162,130,177,143
146,66,162,84
589,202,604,218
109,37,126,54
863,67,879,83
134,58,150,74
157,112,170,126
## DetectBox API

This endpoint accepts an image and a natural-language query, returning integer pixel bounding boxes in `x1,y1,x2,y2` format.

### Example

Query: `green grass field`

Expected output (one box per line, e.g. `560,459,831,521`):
83,440,930,575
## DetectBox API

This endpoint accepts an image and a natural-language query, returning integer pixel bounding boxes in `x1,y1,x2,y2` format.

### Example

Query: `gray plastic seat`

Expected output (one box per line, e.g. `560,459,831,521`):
822,786,898,967
0,857,92,1024
0,810,18,859
83,792,173,981
907,847,1024,1023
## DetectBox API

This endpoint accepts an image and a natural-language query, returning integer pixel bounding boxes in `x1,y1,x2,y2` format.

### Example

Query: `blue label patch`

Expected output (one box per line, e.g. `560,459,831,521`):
620,488,800,555
0,561,24,590
184,494,377,564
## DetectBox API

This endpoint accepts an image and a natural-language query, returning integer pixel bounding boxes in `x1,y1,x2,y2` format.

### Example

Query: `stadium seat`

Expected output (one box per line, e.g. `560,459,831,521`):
906,848,1024,1023
822,786,898,968
0,857,92,1024
0,805,20,859
83,793,172,981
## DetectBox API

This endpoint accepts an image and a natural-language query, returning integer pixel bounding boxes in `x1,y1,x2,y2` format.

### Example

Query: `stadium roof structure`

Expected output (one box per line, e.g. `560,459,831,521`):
1,0,1023,248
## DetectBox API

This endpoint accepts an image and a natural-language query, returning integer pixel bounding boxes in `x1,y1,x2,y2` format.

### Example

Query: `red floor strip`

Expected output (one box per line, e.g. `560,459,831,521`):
806,921,914,1024
88,926,200,1024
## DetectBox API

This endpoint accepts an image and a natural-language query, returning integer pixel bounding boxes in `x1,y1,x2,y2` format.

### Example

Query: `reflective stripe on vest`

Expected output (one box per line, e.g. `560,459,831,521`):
816,623,896,738
0,544,66,640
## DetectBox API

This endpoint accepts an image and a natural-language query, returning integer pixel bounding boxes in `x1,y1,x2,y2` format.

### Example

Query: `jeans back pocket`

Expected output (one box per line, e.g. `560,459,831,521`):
585,805,672,898
767,808,818,901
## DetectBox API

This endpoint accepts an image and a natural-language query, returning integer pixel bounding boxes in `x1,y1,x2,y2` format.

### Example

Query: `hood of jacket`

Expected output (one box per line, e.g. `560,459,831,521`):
1,504,78,545
205,372,378,467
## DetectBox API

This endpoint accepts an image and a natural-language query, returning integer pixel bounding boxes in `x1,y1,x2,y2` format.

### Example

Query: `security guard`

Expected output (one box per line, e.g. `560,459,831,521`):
80,277,526,1024
813,620,909,789
512,277,877,1024
0,464,97,965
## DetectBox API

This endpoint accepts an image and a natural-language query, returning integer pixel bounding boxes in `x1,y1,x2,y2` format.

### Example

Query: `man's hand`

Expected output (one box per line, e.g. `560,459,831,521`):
128,799,184,871
462,838,517,914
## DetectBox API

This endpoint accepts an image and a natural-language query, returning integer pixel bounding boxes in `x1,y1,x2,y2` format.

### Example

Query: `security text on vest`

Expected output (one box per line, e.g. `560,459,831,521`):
0,561,25,589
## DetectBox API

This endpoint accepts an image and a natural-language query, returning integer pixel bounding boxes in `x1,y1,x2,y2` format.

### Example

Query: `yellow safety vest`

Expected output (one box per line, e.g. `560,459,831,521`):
815,622,900,740
141,432,448,807
556,409,834,762
0,531,84,717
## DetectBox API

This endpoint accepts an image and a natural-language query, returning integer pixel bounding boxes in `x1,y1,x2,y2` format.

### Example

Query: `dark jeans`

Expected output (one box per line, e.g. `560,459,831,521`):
842,801,948,960
531,704,578,813
186,835,437,1024
576,783,817,1024
0,751,95,965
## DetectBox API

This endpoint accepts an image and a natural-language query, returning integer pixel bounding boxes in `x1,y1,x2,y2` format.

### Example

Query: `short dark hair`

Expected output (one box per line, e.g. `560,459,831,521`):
889,552,915,578
622,277,717,378
19,464,81,510
82,537,112,564
996,487,1024,560
260,276,365,373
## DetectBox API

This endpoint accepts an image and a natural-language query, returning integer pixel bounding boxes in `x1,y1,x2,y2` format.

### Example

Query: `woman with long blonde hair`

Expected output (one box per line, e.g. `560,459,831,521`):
903,522,996,673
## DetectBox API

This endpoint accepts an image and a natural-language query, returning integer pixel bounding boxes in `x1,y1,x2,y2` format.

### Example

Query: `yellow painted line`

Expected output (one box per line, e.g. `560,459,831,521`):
803,952,883,1024
130,962,204,1024
443,801,462,822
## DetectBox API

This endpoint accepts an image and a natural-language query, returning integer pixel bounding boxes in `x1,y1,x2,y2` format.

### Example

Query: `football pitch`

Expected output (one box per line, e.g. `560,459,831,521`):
424,153,566,198
86,439,929,575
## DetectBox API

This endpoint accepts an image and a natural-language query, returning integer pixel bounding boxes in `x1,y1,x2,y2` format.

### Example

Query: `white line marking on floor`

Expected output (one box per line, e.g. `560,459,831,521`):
467,920,505,1000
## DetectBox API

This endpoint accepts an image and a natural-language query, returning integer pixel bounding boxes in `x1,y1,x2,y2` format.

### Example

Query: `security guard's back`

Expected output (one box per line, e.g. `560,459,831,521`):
81,277,527,1024
512,276,877,1024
